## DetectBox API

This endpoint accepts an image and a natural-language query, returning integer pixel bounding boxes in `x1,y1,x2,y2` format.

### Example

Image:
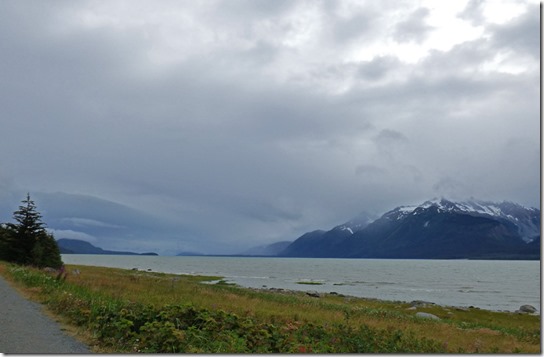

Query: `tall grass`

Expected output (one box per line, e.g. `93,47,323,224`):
0,262,539,353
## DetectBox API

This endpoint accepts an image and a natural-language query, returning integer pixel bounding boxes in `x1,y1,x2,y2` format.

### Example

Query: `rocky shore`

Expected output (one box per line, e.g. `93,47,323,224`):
250,285,539,316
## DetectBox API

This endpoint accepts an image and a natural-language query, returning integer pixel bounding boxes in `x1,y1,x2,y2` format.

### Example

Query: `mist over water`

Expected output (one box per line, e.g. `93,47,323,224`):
62,255,540,313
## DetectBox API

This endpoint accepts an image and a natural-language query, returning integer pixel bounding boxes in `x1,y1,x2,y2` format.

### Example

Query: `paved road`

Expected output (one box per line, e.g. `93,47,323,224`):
0,276,91,353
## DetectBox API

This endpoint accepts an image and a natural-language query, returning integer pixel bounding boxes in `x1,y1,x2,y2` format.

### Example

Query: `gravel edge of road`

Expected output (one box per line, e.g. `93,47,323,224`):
0,276,91,354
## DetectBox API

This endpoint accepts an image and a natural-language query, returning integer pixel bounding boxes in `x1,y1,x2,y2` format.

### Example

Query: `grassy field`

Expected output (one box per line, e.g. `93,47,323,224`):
0,262,540,353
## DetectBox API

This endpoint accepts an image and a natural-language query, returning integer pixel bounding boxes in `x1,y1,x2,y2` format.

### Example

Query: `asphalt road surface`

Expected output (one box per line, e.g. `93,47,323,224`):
0,276,91,353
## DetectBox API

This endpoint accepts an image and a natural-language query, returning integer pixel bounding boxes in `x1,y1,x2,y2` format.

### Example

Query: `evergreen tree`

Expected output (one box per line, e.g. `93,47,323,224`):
32,231,63,269
2,193,63,268
0,224,16,261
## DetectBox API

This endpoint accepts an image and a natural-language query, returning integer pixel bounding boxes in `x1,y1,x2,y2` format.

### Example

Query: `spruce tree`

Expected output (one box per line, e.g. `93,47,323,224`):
0,224,15,261
3,193,63,268
32,231,63,269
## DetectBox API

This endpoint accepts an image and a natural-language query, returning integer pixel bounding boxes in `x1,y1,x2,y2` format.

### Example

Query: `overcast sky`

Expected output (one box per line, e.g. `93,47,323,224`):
0,0,540,254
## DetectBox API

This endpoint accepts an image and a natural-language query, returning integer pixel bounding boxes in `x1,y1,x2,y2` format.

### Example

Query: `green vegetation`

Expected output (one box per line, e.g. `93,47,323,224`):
0,194,62,269
0,262,539,353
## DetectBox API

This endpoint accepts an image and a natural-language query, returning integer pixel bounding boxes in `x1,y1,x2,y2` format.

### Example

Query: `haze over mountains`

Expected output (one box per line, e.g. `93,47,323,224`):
56,197,540,260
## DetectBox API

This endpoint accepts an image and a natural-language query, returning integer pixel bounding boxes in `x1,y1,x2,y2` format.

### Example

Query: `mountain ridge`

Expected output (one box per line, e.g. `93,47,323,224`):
57,238,158,256
278,198,540,260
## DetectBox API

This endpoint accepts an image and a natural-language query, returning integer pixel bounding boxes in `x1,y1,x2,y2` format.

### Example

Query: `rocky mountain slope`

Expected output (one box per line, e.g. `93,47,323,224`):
279,198,540,260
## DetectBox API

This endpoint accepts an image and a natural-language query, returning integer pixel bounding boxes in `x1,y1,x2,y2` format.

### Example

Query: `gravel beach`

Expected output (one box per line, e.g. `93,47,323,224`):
0,276,90,353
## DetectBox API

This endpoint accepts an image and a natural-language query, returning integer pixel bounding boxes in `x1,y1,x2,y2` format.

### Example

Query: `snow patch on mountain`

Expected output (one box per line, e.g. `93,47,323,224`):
384,198,540,243
335,211,376,233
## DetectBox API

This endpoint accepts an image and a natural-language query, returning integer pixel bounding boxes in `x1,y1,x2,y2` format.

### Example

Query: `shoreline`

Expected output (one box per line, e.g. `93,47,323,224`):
62,254,539,314
225,279,540,316
74,263,541,316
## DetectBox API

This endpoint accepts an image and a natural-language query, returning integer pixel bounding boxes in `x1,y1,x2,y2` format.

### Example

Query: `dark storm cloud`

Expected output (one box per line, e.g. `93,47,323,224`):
0,1,538,253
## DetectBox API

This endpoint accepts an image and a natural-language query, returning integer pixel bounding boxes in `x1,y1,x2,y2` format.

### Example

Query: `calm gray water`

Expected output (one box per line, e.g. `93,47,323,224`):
61,255,540,313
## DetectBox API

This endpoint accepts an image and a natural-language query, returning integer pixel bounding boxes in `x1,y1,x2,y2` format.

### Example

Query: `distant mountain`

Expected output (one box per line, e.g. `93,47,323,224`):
58,238,158,256
280,211,375,258
240,241,293,256
279,198,540,260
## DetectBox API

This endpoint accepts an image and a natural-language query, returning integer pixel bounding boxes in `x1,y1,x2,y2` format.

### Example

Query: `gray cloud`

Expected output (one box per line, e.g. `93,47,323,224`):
374,129,409,145
355,164,387,177
0,1,538,254
393,7,433,43
357,56,401,81
489,6,539,58
432,177,473,201
333,12,377,42
215,0,295,20
457,0,486,26
48,229,98,243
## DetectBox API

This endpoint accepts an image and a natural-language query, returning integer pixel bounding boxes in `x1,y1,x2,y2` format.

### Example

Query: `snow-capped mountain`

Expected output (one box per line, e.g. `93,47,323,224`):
279,198,540,259
383,198,540,243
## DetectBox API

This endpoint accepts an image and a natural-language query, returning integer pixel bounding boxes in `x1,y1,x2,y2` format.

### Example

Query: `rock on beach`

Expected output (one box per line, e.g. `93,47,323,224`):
415,312,440,320
517,305,537,314
410,300,436,308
